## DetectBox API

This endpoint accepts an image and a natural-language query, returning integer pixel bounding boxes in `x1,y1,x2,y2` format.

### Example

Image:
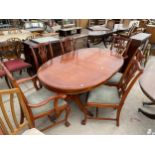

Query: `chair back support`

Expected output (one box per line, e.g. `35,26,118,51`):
26,33,40,40
30,43,54,70
118,58,143,105
127,23,137,37
122,19,131,28
0,88,33,135
0,42,17,60
6,38,23,59
110,35,131,57
106,20,115,30
60,37,75,54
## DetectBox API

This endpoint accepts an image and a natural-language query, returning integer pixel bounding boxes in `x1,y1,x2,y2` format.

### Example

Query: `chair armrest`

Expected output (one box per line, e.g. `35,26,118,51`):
16,75,38,84
28,94,67,108
17,75,41,90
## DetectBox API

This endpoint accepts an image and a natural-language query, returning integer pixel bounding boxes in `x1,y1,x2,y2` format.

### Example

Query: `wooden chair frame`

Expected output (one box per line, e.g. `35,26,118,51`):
82,57,143,126
0,61,71,131
110,35,131,58
60,37,75,54
0,88,33,135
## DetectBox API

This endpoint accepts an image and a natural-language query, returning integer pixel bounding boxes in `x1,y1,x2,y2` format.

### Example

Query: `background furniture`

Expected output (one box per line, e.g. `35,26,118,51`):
110,35,131,57
23,21,45,33
139,58,155,119
60,37,75,54
122,33,151,72
37,48,124,117
0,38,32,79
0,29,32,42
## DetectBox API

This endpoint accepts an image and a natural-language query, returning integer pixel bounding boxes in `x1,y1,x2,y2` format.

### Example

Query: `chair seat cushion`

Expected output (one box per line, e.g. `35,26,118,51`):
26,88,67,115
4,59,31,72
106,72,122,85
88,85,120,105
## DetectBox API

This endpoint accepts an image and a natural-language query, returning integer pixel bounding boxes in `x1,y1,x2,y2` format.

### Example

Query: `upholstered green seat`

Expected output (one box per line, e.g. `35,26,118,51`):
106,72,122,85
88,85,120,105
26,88,67,115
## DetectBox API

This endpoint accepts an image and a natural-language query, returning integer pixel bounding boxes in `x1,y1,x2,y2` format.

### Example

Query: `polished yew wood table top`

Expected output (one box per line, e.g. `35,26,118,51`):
37,48,124,94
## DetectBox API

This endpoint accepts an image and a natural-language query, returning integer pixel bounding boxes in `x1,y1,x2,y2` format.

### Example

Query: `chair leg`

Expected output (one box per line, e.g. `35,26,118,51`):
81,107,88,125
20,70,22,75
96,107,99,118
116,109,121,127
5,76,11,88
64,105,71,127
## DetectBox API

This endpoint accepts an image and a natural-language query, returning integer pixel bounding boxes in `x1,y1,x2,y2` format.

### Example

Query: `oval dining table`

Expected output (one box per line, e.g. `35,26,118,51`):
37,48,124,117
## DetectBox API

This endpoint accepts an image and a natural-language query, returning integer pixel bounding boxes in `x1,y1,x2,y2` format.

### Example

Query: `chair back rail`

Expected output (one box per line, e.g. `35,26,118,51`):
118,58,143,107
60,37,75,54
30,43,54,70
110,35,131,57
0,88,33,135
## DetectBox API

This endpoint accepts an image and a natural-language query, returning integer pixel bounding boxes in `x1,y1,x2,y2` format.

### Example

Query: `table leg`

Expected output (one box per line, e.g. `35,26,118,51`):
70,95,93,117
138,107,155,119
143,102,155,106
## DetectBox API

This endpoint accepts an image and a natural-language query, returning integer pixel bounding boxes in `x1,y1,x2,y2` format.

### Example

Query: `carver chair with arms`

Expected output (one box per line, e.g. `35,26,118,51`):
0,62,71,131
0,88,33,135
82,57,143,126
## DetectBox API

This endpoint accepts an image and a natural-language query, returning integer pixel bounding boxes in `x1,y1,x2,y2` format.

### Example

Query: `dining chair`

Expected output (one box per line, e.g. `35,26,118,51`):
107,49,144,86
30,43,54,72
0,62,71,131
119,23,137,38
82,57,143,126
60,37,75,54
6,38,23,58
1,38,32,78
110,35,131,58
0,87,33,135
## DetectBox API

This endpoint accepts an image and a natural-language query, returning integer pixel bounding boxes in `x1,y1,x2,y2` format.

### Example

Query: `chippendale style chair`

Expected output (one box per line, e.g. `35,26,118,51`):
30,43,54,72
60,37,75,54
110,35,131,58
82,57,143,126
107,49,144,86
0,62,71,131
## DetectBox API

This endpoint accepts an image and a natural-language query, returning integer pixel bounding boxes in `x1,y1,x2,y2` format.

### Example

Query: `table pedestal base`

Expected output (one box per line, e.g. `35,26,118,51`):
138,102,155,119
67,95,93,117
